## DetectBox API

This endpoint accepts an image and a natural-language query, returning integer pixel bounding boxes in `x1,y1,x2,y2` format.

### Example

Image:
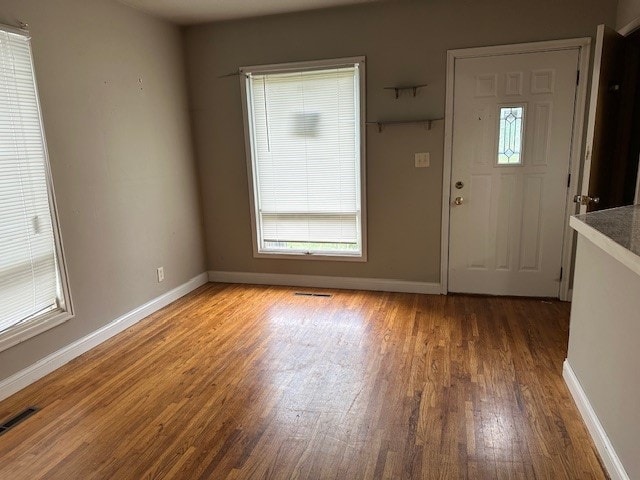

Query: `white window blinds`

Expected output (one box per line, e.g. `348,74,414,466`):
0,28,63,334
244,62,364,257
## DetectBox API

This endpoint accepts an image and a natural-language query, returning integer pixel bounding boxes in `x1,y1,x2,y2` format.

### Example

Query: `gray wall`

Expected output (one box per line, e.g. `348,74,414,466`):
617,0,640,29
184,0,617,283
567,235,640,479
0,0,206,380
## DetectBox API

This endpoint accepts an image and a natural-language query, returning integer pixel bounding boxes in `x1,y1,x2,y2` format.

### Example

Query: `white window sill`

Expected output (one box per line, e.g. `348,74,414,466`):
254,251,367,262
0,309,74,353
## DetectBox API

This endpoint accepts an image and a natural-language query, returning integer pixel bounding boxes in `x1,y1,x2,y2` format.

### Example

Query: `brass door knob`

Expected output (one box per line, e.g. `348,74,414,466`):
454,196,464,206
573,195,600,205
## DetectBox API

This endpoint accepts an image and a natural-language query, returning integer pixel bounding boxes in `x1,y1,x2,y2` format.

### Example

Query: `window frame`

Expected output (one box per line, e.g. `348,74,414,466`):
0,25,74,353
239,56,367,262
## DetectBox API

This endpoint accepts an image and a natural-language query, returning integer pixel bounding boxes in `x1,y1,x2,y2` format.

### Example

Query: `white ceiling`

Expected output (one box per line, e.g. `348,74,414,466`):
119,0,383,25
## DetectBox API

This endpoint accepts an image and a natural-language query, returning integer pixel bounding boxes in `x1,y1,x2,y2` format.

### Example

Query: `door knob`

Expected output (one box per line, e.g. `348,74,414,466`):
573,195,600,205
454,196,464,206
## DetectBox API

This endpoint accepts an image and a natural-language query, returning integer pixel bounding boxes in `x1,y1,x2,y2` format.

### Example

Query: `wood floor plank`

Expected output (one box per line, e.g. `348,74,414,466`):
0,284,607,479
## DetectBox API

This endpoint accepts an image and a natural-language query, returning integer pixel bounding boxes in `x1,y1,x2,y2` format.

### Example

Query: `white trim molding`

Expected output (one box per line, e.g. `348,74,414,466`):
563,360,630,480
619,16,640,37
441,37,591,300
0,272,208,403
208,271,441,295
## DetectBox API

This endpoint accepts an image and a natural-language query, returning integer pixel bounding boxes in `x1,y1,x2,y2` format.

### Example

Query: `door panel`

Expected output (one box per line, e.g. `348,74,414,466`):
531,102,552,165
495,173,516,270
519,174,544,271
468,174,492,269
580,25,625,212
449,49,580,297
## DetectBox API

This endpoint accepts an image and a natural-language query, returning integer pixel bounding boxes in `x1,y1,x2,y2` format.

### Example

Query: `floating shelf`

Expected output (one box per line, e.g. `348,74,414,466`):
366,118,443,133
383,84,429,99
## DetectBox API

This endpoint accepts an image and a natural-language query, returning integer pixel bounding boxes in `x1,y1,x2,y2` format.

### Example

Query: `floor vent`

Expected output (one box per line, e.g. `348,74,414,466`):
0,407,39,436
294,292,332,298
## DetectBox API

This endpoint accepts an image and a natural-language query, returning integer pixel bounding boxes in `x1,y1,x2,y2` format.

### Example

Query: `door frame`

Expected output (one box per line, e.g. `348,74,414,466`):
619,16,640,37
618,20,640,205
440,38,591,300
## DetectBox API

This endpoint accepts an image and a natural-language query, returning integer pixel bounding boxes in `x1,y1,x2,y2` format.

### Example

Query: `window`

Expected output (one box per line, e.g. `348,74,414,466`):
240,57,366,260
0,26,72,351
497,105,525,165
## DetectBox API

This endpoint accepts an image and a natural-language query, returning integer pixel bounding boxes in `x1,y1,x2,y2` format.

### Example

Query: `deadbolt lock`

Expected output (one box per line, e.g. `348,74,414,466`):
455,181,464,189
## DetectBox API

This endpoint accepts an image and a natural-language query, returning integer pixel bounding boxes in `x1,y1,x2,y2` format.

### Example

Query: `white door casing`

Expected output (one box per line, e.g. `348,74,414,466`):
581,25,625,214
445,45,586,298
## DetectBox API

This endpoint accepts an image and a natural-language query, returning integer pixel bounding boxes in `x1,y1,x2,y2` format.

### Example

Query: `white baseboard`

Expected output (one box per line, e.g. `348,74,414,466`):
0,272,208,403
563,360,630,480
208,270,441,295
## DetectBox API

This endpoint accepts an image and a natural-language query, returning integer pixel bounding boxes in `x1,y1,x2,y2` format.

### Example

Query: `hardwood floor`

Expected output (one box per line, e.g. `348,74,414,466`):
0,284,606,479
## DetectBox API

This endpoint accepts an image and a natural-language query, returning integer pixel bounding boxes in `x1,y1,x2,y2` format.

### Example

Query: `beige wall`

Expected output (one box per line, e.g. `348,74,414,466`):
617,0,640,29
0,0,206,380
567,235,640,479
184,0,616,283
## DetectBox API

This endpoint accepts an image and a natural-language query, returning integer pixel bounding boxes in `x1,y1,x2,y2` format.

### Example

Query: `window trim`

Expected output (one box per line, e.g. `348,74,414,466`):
239,56,367,262
0,25,74,353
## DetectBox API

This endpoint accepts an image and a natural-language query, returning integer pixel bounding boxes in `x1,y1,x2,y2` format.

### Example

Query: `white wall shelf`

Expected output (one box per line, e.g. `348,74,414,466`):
366,118,442,133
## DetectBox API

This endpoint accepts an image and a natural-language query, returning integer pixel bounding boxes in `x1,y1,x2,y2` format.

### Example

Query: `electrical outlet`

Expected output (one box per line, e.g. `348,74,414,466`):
157,267,164,283
415,152,430,168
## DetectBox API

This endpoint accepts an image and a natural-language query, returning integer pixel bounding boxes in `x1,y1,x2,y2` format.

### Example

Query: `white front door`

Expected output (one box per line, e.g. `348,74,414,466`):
448,49,580,297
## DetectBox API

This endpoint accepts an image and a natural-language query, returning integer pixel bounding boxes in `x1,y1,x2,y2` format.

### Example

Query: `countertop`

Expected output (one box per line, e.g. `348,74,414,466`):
570,205,640,277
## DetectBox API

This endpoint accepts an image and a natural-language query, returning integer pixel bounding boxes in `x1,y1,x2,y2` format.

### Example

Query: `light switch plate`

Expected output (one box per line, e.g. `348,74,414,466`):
415,152,430,168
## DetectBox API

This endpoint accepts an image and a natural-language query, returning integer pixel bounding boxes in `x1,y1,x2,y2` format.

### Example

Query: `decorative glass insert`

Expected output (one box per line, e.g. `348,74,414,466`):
497,106,524,165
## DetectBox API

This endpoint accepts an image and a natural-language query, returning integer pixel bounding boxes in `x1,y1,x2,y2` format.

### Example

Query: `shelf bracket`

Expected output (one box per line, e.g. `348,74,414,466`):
384,84,429,99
